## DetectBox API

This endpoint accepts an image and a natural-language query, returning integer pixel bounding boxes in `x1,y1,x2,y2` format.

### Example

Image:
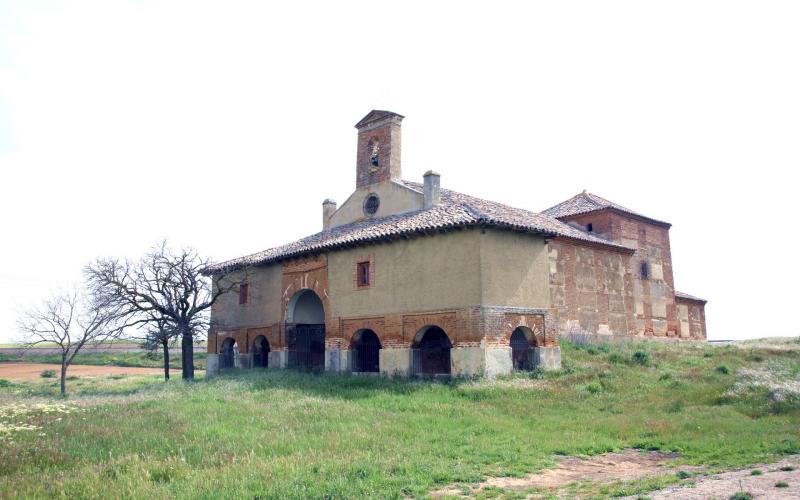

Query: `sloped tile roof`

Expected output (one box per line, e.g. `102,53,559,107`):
542,190,670,227
675,291,707,303
207,182,634,273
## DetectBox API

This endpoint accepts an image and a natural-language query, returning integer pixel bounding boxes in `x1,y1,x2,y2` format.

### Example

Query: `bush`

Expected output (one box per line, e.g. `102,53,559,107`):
775,481,788,488
730,492,754,500
779,466,795,472
716,365,730,375
750,469,763,475
632,351,650,365
658,372,672,382
0,378,11,388
40,369,56,378
586,382,602,394
677,470,693,479
608,353,625,365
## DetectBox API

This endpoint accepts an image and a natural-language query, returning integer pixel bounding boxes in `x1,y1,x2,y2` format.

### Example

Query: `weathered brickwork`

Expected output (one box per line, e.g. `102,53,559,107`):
676,296,707,339
548,238,634,337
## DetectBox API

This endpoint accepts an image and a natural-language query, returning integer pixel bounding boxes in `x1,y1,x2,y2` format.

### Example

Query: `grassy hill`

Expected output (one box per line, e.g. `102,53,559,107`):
1,339,798,498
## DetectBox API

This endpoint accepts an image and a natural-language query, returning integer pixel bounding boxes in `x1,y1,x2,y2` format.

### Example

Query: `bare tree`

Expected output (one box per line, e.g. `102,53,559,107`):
140,318,179,382
17,288,124,396
86,241,242,380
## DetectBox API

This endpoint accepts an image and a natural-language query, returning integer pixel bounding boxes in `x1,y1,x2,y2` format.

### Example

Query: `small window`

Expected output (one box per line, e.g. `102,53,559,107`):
356,262,370,287
363,194,380,216
238,283,249,305
586,223,593,232
640,261,650,280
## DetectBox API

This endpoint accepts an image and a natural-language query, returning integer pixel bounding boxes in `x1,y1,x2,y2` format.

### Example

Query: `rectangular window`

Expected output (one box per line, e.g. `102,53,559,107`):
238,283,249,305
640,261,650,280
356,261,370,287
586,223,593,232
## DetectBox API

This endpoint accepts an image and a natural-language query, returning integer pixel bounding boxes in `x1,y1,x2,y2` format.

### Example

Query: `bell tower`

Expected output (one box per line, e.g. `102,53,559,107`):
354,110,404,189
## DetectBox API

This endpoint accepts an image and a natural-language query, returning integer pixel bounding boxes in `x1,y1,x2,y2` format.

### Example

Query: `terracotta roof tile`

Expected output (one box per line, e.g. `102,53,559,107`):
542,190,670,227
207,182,634,273
675,291,707,303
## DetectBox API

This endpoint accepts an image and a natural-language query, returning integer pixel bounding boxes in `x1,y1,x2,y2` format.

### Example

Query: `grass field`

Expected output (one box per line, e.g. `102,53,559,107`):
0,350,207,370
1,340,799,498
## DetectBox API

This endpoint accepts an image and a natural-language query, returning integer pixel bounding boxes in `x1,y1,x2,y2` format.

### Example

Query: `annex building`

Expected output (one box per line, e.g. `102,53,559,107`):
205,110,707,378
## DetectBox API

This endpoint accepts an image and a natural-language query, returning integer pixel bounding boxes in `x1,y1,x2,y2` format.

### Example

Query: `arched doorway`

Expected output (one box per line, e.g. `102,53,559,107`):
413,326,452,375
351,329,381,373
285,289,325,371
252,335,270,368
510,326,535,370
220,338,238,369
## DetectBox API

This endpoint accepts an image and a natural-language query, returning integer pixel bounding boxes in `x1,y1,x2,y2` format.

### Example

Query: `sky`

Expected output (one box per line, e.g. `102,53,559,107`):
0,0,798,342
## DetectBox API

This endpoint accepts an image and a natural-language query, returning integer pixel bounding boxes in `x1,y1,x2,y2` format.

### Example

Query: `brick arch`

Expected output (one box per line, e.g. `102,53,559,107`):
412,324,453,346
279,256,333,351
341,317,385,347
504,313,545,347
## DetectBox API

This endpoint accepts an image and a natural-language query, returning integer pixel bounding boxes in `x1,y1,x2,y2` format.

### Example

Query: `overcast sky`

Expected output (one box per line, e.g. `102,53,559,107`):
1,1,798,342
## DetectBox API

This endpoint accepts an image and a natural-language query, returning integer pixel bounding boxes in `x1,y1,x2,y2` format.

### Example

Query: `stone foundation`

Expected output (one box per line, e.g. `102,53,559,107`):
379,347,412,376
205,354,219,379
325,349,353,373
268,351,287,368
532,346,561,370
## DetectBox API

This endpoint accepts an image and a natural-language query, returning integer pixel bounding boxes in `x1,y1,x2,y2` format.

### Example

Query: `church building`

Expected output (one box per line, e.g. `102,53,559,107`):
205,110,707,377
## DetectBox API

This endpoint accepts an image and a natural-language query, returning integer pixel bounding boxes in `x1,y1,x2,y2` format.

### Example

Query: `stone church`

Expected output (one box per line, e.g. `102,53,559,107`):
205,110,707,377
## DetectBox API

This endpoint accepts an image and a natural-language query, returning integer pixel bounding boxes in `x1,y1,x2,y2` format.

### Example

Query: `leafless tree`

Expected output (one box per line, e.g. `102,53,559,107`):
85,241,242,380
17,288,124,396
140,318,179,382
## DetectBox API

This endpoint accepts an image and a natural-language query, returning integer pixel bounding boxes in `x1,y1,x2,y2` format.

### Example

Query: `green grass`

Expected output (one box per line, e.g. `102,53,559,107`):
0,350,206,370
0,340,798,498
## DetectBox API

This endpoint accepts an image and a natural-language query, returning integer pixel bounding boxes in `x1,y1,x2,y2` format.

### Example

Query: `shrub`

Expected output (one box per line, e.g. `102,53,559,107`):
658,372,672,382
586,382,602,394
586,347,598,355
775,481,788,488
632,351,650,365
716,365,730,375
608,353,625,365
40,369,56,378
703,351,714,358
0,378,11,388
677,470,693,479
730,492,754,500
668,400,685,413
750,469,763,475
779,466,795,472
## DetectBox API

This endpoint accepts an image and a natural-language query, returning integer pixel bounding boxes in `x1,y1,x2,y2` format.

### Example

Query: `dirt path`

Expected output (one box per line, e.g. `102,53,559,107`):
0,362,177,381
433,450,690,497
432,450,800,499
626,456,800,500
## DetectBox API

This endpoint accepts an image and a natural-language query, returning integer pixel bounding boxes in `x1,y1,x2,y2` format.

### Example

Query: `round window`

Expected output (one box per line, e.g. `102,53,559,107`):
363,194,380,216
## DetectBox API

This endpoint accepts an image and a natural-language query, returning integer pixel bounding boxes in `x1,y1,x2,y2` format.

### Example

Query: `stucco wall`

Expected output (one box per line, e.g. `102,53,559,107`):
210,265,282,330
327,180,423,229
479,229,549,309
327,229,482,318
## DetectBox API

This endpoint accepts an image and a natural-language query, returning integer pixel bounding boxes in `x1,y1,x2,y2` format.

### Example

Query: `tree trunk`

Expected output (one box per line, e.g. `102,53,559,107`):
181,331,194,380
162,339,170,381
60,359,67,396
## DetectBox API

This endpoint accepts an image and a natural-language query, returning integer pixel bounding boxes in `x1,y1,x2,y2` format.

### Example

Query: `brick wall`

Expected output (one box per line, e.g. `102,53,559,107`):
559,210,679,337
548,238,634,337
